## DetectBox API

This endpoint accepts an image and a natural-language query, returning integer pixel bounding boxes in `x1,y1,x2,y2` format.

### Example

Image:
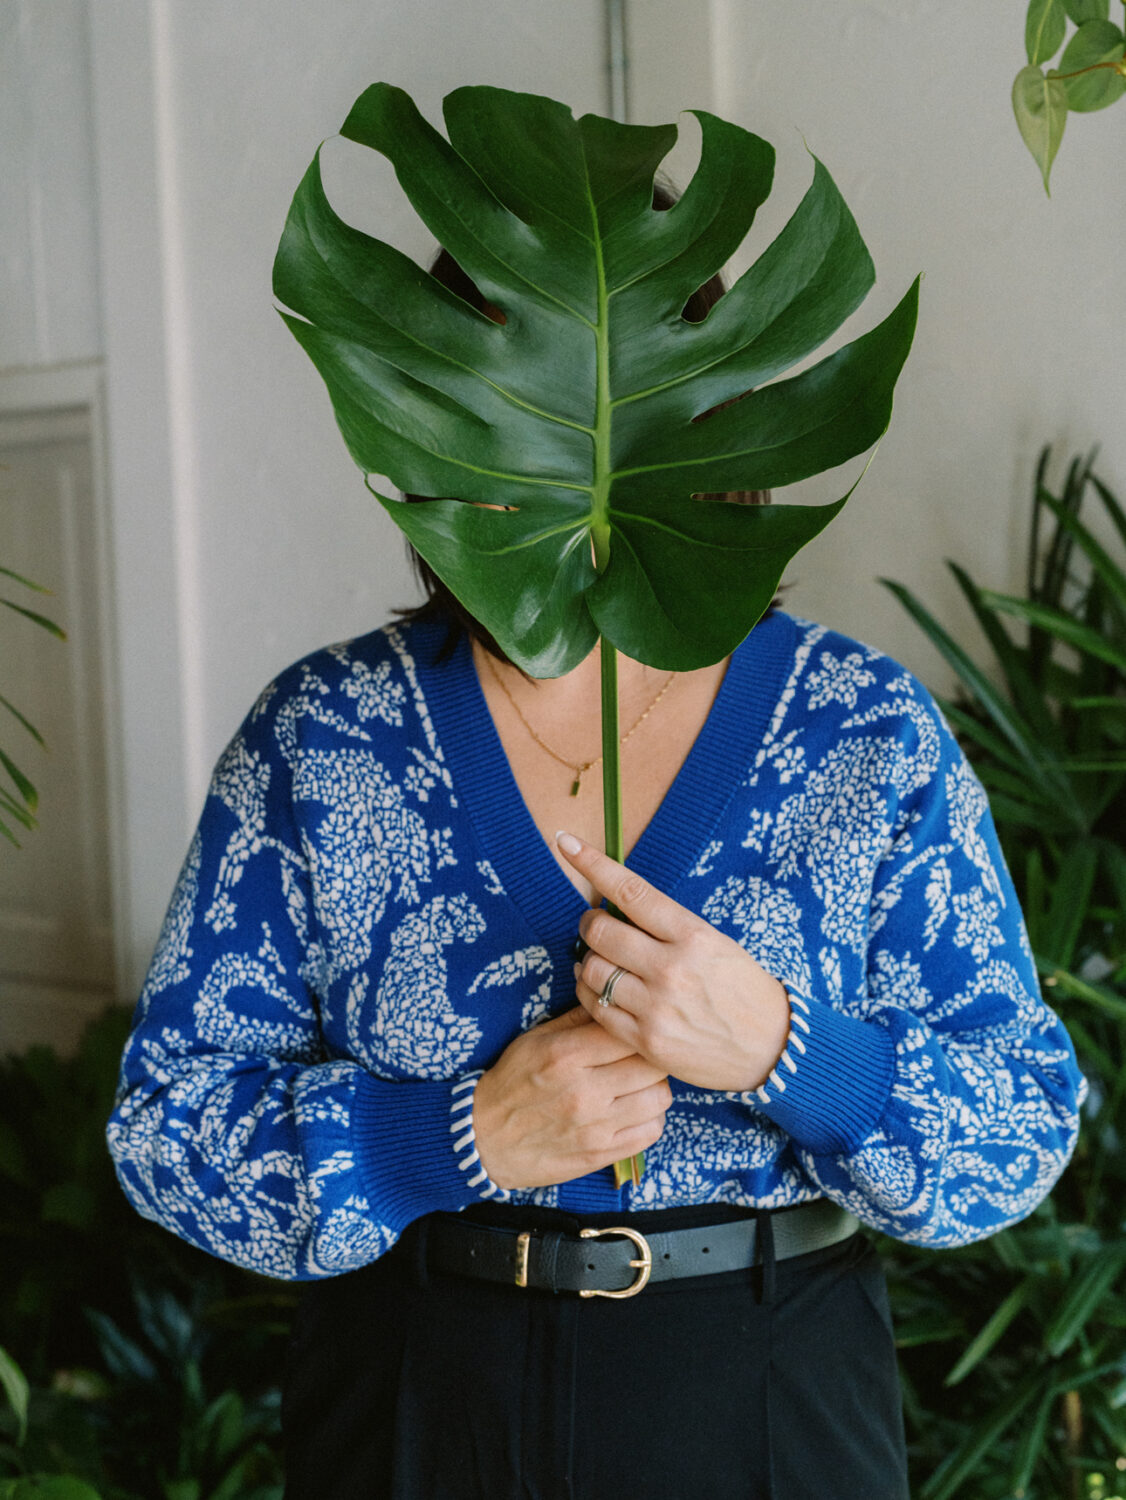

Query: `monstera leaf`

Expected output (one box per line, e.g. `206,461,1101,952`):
274,83,919,678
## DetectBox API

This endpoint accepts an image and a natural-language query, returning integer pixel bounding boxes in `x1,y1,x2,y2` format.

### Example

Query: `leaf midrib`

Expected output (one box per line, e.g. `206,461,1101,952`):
584,153,612,549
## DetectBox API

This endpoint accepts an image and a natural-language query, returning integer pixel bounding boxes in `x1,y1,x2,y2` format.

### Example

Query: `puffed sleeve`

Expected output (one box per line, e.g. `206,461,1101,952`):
747,684,1086,1247
105,668,504,1281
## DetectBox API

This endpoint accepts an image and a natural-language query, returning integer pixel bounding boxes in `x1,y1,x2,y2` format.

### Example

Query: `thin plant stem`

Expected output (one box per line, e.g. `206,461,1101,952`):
600,640,623,871
600,636,643,1190
1047,57,1126,82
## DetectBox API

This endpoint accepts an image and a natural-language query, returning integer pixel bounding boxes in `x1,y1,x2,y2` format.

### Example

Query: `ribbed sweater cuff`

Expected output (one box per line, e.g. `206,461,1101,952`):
743,988,896,1154
351,1071,508,1236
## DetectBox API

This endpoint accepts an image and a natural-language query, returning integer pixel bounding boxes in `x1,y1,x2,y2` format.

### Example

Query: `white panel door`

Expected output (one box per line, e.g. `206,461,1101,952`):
0,406,116,1055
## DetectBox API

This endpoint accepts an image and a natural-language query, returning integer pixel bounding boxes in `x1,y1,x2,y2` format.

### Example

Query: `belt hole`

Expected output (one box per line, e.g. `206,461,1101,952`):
587,1261,596,1271
663,1252,670,1260
702,1246,709,1253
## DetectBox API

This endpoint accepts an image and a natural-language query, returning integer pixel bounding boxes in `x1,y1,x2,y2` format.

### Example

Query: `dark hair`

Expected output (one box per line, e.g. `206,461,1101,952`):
394,182,771,665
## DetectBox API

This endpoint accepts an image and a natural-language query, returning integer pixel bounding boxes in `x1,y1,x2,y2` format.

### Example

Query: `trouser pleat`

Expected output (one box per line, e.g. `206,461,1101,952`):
282,1203,908,1500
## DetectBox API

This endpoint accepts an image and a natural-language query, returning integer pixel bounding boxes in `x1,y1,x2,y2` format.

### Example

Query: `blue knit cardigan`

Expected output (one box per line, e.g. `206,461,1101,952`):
107,610,1086,1279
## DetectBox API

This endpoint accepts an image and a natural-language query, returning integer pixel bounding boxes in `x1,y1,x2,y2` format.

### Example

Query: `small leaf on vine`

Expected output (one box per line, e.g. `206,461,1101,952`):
1026,0,1068,64
1063,0,1109,23
1058,21,1126,109
1013,65,1069,191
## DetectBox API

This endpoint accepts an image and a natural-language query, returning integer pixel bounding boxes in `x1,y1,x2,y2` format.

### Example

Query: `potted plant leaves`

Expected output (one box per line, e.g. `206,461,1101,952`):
273,83,918,1184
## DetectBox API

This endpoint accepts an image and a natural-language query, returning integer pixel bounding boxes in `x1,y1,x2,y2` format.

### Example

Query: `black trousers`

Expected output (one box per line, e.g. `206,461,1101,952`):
282,1201,909,1500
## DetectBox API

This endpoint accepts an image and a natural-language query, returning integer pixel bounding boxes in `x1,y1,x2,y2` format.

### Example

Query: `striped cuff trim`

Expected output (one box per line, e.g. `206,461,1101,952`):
450,1073,511,1203
751,992,812,1104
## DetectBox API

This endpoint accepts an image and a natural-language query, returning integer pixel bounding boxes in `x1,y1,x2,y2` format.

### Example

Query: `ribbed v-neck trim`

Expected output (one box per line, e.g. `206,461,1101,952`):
410,611,797,966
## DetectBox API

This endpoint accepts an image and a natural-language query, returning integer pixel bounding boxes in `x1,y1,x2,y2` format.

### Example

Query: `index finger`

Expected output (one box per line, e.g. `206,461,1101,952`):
554,830,694,942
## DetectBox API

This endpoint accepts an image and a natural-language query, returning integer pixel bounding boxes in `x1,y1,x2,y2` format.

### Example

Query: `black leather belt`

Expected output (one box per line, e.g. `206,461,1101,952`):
425,1199,858,1300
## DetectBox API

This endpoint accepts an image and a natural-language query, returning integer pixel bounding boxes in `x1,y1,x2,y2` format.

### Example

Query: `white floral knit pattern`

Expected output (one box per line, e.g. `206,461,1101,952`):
107,613,1086,1279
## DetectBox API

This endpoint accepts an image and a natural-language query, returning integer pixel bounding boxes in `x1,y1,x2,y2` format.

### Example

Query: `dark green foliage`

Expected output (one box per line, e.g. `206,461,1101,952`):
275,82,918,676
0,1011,291,1498
0,565,66,847
882,448,1126,1500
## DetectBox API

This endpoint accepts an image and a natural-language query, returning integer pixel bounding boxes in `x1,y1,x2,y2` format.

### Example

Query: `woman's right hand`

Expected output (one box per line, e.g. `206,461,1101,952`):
471,1007,672,1190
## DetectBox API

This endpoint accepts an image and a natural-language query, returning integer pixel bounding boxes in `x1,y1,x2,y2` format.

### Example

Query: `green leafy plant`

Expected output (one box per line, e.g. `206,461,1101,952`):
0,1277,285,1500
78,1274,285,1500
1013,0,1126,191
0,1350,29,1450
275,81,918,1183
0,1012,290,1500
881,448,1125,1499
0,1477,104,1499
0,1342,105,1500
0,565,65,847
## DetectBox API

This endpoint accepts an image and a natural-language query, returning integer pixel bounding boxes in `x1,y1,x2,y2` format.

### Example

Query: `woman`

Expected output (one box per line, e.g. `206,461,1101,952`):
107,248,1086,1498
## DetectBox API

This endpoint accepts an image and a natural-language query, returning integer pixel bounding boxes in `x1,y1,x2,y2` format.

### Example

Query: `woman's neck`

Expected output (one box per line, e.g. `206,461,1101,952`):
473,637,680,760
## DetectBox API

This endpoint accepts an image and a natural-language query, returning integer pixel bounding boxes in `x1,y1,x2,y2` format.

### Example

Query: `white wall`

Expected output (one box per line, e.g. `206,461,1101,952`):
630,0,1125,688
0,0,101,367
1,2,115,1054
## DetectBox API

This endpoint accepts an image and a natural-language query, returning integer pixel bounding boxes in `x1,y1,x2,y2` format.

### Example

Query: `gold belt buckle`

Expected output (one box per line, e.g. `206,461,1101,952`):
577,1226,653,1299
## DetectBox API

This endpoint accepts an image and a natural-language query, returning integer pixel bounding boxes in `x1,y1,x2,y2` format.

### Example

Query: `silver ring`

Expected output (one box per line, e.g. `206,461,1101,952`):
598,965,627,1008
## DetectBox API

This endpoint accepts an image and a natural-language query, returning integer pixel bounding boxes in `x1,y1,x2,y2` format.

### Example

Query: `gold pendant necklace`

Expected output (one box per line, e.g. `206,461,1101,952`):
483,652,676,796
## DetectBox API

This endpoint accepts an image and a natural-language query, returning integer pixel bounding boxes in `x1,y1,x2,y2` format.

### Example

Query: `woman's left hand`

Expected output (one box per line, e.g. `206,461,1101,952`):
557,830,792,1094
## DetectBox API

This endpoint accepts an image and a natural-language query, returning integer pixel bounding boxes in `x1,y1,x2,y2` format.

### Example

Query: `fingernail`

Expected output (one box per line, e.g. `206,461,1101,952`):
555,830,582,855
572,961,582,979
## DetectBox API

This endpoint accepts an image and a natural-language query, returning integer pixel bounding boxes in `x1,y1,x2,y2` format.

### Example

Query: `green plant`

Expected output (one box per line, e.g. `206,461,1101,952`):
0,1009,147,1378
881,447,1126,1499
78,1273,285,1500
0,1350,28,1449
0,1342,105,1500
0,565,65,846
0,1278,285,1500
0,1013,290,1499
1013,0,1126,192
0,1477,105,1499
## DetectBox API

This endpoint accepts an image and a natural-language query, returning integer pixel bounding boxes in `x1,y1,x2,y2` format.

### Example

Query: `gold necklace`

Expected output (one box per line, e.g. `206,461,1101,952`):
483,652,677,796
